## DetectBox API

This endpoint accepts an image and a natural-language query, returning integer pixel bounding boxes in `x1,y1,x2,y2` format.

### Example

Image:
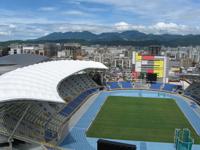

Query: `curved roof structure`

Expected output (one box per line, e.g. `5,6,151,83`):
0,60,107,103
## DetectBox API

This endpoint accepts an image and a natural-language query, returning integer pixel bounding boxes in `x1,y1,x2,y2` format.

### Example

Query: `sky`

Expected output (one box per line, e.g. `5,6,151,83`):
0,0,200,41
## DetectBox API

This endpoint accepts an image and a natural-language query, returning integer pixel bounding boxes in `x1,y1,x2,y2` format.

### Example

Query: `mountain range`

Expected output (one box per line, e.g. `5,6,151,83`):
1,30,200,47
36,30,200,46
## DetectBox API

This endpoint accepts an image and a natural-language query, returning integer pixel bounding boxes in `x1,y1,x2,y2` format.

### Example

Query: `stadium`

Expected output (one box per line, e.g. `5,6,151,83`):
0,60,200,150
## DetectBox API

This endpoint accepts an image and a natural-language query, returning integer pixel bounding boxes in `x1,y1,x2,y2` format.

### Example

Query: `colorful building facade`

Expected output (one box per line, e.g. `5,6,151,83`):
132,51,168,82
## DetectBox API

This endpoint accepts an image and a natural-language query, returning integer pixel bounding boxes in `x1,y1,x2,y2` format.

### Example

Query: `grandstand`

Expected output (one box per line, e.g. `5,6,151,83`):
119,81,133,88
184,82,200,105
163,83,178,92
106,81,134,89
106,81,182,93
0,60,107,149
106,82,121,89
150,82,163,90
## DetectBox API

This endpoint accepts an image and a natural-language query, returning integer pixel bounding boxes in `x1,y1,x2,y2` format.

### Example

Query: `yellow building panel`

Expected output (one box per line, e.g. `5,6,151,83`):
135,53,142,62
154,60,164,67
154,60,164,77
154,70,163,78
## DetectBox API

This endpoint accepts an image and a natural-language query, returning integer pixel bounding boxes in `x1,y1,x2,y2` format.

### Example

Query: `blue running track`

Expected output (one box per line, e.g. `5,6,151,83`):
60,90,200,150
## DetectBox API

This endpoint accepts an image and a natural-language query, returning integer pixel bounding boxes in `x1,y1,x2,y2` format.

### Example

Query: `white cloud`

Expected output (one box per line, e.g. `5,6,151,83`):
57,23,112,33
62,10,90,16
0,32,9,36
149,22,188,34
115,22,146,32
0,9,52,25
113,21,200,35
1,21,200,41
151,22,186,31
79,0,200,24
39,7,56,11
9,24,16,28
115,22,130,31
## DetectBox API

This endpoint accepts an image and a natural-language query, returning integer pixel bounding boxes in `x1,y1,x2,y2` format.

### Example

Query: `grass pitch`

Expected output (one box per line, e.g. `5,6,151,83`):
86,96,200,143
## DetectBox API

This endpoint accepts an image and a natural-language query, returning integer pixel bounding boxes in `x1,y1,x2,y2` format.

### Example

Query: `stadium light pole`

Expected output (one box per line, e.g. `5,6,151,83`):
8,103,31,150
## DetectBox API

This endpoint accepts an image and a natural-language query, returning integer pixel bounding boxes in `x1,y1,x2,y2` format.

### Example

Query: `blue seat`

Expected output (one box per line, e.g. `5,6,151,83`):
163,84,177,92
59,87,98,117
74,97,83,103
120,81,133,88
106,82,120,89
44,129,57,141
191,95,198,100
68,101,80,109
150,83,163,90
59,106,73,116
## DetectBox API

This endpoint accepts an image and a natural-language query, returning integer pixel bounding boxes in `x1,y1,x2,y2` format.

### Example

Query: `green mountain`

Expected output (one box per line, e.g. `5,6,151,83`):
1,30,200,47
37,30,200,46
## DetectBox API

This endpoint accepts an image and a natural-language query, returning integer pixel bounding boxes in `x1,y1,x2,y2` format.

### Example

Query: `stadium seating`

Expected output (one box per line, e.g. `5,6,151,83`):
0,102,49,142
59,88,98,118
106,82,121,89
58,74,98,100
119,81,133,89
184,82,200,104
44,129,57,142
150,82,182,93
174,85,183,93
163,84,178,92
150,82,163,90
0,73,99,145
106,81,134,89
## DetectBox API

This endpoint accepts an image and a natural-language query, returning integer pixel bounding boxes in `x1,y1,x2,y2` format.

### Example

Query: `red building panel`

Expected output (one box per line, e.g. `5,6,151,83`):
147,69,154,73
132,71,140,79
142,55,155,60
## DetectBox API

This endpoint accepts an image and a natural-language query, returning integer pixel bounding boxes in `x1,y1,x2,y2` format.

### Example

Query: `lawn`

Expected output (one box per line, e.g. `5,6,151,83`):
86,96,200,143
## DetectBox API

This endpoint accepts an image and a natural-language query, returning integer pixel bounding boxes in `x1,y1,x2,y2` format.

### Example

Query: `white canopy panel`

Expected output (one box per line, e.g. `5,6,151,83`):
0,60,107,103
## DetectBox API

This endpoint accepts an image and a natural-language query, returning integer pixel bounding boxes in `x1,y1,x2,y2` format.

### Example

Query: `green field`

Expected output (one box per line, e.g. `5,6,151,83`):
86,96,200,143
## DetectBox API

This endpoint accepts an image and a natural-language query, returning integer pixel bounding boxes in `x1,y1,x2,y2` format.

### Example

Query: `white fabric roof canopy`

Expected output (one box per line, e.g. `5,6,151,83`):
0,60,107,103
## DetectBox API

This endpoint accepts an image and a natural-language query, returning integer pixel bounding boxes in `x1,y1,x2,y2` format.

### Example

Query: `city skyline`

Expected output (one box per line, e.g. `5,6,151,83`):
0,0,200,41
